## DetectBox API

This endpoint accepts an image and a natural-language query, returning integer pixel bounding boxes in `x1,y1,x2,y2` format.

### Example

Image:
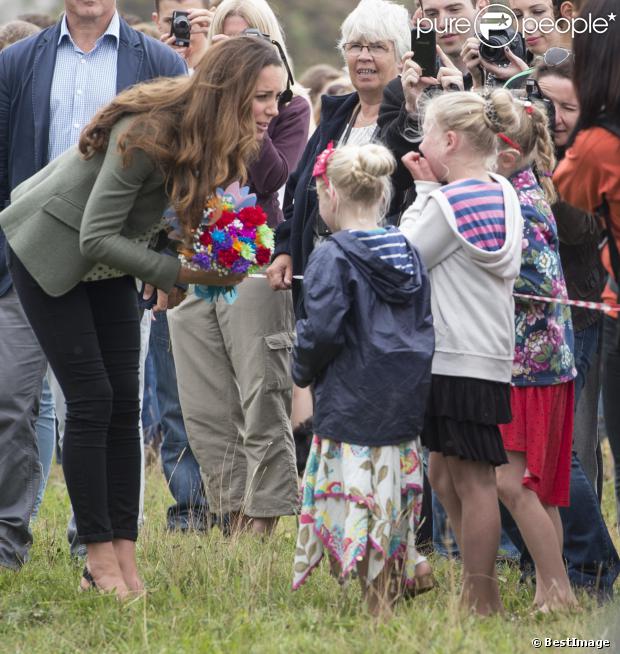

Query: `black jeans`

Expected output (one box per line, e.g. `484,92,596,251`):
9,250,141,544
602,315,620,520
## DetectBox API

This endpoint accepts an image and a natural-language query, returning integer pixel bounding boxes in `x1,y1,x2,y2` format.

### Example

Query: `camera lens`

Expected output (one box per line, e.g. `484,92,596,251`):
173,15,191,38
480,37,506,64
479,29,524,66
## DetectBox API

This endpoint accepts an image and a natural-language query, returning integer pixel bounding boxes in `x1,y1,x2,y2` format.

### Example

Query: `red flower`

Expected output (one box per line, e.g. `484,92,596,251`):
217,248,239,268
199,230,212,246
239,206,267,227
255,246,271,266
215,211,236,229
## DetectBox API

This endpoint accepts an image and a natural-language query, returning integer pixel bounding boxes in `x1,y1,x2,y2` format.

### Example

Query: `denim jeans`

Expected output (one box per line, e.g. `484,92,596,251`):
502,451,620,597
574,322,601,403
601,315,620,525
564,323,618,595
503,322,620,597
572,322,601,488
0,286,46,569
142,348,161,446
150,312,209,531
32,373,56,521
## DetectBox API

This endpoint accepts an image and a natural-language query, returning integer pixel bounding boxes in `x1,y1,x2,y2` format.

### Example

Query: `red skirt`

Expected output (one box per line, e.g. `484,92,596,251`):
499,382,574,507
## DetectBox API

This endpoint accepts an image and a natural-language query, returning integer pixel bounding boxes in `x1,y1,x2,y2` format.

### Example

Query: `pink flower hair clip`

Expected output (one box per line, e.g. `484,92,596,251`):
312,141,336,188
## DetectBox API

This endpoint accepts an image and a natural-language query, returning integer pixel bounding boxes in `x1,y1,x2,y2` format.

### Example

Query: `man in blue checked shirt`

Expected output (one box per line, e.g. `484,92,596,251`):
0,0,186,572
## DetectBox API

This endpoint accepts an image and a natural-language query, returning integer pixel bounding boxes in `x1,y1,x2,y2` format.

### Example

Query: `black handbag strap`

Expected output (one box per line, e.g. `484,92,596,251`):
592,116,620,286
601,199,620,284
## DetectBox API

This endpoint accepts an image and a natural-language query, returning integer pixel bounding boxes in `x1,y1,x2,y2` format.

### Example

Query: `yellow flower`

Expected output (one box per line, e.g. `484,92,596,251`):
232,239,243,252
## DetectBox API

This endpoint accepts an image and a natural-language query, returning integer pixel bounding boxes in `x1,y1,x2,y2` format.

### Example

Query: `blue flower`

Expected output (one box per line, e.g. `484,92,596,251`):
210,229,232,250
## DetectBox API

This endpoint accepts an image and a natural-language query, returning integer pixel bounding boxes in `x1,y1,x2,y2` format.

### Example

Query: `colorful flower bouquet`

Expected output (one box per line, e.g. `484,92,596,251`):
177,182,274,304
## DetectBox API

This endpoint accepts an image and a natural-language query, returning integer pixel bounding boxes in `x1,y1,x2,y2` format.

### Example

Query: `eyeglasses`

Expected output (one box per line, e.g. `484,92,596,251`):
344,42,391,56
542,47,574,67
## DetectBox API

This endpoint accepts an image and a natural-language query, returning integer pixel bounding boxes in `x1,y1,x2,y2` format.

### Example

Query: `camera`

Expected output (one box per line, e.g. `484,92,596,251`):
479,29,526,66
170,10,191,48
525,79,556,132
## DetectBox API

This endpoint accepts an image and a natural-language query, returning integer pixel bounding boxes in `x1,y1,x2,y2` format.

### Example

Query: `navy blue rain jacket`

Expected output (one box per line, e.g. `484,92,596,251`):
292,230,434,447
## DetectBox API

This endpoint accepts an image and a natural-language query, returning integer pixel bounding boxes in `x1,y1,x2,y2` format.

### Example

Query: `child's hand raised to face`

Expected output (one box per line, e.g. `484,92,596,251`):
402,152,439,183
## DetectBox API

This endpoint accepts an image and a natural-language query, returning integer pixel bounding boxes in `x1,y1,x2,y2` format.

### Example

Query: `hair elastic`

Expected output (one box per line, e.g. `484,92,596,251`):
497,133,522,152
516,98,535,116
483,98,500,130
312,141,336,188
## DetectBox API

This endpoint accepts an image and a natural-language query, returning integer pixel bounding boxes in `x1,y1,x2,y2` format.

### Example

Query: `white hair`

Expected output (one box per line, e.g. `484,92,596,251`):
338,0,411,61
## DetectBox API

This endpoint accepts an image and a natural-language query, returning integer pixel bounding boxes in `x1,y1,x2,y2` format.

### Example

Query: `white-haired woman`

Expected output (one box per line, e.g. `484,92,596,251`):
168,0,311,536
266,0,409,316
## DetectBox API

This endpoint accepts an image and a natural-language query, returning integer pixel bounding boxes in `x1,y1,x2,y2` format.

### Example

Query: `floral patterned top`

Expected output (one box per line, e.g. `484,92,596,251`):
510,168,576,386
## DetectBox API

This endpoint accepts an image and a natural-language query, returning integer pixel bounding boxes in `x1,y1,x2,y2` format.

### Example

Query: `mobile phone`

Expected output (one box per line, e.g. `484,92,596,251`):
411,29,437,78
170,10,191,48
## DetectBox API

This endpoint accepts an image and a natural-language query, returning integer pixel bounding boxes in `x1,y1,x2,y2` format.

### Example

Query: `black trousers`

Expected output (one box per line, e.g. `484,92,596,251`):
602,315,620,516
9,250,141,543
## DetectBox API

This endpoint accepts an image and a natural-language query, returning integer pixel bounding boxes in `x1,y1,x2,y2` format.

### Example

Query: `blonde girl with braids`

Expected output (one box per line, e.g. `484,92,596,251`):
399,89,525,616
494,99,579,612
292,143,435,618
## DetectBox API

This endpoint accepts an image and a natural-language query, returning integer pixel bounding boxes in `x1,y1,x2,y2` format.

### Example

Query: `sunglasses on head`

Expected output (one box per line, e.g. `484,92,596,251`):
542,47,574,67
242,28,294,105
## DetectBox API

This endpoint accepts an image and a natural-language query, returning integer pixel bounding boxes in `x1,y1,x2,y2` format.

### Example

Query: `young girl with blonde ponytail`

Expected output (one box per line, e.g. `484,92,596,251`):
399,89,524,616
494,98,579,612
291,143,435,618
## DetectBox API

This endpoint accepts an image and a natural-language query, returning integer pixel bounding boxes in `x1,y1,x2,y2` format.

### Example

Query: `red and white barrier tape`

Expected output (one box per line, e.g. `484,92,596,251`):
249,273,304,279
250,275,618,313
513,293,620,314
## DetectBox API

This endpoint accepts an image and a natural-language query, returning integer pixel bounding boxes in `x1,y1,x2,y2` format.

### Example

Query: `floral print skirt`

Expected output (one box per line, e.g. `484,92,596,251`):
292,435,426,590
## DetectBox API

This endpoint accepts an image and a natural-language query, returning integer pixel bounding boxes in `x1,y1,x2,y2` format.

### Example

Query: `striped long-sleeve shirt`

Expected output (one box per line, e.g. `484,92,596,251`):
440,178,506,251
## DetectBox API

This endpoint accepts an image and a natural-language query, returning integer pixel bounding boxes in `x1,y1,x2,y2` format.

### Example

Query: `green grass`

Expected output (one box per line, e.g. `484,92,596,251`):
1,447,618,654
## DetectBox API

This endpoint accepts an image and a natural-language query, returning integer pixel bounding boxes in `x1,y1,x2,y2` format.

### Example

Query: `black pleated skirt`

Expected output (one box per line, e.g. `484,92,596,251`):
421,374,511,467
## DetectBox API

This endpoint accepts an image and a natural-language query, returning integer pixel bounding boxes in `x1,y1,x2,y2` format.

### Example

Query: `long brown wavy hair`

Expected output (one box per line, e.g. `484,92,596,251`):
79,37,283,231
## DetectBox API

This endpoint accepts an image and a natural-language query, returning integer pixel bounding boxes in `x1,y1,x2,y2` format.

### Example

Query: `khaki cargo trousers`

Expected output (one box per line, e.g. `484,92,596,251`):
168,278,298,517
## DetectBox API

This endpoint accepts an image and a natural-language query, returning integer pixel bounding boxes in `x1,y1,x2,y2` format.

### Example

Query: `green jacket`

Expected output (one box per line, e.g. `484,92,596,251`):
0,116,180,296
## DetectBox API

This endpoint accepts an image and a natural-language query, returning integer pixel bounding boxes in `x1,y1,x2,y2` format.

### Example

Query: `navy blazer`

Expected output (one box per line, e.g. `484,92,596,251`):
0,17,186,295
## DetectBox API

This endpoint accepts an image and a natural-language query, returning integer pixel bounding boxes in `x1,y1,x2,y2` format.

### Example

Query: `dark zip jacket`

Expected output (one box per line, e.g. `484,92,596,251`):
274,92,360,318
292,229,434,446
